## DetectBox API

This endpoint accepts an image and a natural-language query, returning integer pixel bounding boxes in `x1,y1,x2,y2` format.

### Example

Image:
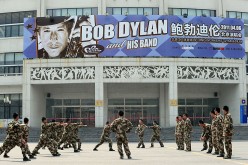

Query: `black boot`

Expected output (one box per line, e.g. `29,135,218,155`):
127,155,132,159
74,150,80,152
93,148,98,151
141,144,145,148
23,156,31,161
217,153,224,157
137,143,141,148
29,154,36,159
109,143,115,151
150,144,154,148
206,150,212,154
3,153,9,158
201,148,207,151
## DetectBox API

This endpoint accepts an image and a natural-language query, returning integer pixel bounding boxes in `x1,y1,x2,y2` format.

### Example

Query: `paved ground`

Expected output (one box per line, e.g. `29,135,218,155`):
0,141,247,165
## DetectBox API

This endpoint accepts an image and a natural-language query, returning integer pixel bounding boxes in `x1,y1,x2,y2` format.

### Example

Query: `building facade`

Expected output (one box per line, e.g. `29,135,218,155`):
0,0,247,128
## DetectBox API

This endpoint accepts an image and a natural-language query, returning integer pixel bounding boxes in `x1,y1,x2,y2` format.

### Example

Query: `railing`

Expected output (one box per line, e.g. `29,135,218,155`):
0,64,23,76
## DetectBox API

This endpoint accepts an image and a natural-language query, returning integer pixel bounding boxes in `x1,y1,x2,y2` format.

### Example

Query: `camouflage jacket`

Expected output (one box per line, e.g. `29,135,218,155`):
178,120,185,135
211,117,218,135
56,124,65,137
223,113,234,136
201,123,211,139
136,124,147,136
101,124,111,138
111,117,133,137
184,118,192,134
150,124,161,136
21,124,29,142
175,122,180,135
40,122,57,139
215,114,224,136
6,120,22,140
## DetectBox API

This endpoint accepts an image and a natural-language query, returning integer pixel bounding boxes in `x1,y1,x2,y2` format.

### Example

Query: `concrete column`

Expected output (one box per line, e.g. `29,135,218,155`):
103,83,108,123
101,0,107,15
95,66,104,127
158,0,164,15
163,0,169,15
167,64,178,127
217,0,224,17
37,0,46,17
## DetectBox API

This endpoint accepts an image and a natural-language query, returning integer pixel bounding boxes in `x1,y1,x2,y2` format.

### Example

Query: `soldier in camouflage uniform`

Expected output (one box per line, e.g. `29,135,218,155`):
210,109,219,155
149,121,164,147
198,120,213,153
71,122,87,151
175,117,180,150
3,118,35,159
0,113,31,161
214,107,225,157
58,119,80,152
56,121,65,142
222,106,233,159
32,117,60,156
93,121,115,151
111,111,133,159
183,113,192,152
135,119,147,148
177,115,185,150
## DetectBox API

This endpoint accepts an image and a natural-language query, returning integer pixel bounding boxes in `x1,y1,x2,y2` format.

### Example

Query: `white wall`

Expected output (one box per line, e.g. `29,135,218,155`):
0,38,23,53
0,85,22,94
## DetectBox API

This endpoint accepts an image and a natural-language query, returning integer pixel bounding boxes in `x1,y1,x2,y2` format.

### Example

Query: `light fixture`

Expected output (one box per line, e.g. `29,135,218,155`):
183,13,188,18
4,96,11,104
145,12,148,16
125,12,128,16
28,15,32,18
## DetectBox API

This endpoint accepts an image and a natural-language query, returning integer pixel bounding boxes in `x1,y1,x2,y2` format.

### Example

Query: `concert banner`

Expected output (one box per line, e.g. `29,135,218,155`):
23,15,245,59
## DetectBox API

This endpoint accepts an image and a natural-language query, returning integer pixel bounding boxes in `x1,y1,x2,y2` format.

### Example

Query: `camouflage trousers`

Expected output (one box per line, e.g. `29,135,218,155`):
184,132,191,151
224,136,232,157
212,133,219,153
58,134,77,150
0,137,27,157
217,135,224,154
137,135,145,147
76,136,81,150
203,136,213,151
151,135,164,147
176,134,184,150
32,136,58,155
95,136,113,149
116,134,131,157
4,140,32,156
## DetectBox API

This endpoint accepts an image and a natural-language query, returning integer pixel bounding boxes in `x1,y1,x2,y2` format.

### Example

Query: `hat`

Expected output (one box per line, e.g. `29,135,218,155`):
36,16,75,26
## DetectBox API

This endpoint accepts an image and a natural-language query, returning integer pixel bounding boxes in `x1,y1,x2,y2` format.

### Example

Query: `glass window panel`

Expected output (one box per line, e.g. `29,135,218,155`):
5,13,11,24
53,99,62,105
81,99,95,105
122,8,128,15
182,9,188,15
186,99,202,105
5,106,10,119
143,99,159,105
11,12,19,23
53,9,61,16
178,99,186,105
19,24,23,36
5,53,14,64
125,99,141,105
15,53,23,64
62,9,68,16
92,8,98,15
0,107,4,119
245,25,248,37
143,107,159,126
10,107,19,118
168,8,173,15
68,9,76,16
237,12,242,18
138,8,143,15
144,8,153,15
11,25,19,37
106,8,112,15
0,95,4,106
242,13,248,20
196,10,202,16
0,26,5,38
210,10,216,16
5,26,11,37
188,9,196,16
228,11,236,18
128,8,138,15
83,8,91,15
77,9,83,15
113,8,121,15
0,14,5,24
108,99,124,105
47,9,53,16
153,8,159,15
173,9,181,16
24,11,34,18
0,53,4,65
202,10,210,16
64,99,80,105
7,66,14,73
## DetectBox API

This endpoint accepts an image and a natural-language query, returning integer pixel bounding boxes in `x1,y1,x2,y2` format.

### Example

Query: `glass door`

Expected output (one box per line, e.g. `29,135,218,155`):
125,106,142,126
81,107,95,126
52,107,63,121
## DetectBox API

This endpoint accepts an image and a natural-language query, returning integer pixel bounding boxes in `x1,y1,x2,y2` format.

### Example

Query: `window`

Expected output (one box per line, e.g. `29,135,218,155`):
47,8,98,16
106,7,159,15
168,8,216,17
227,11,248,37
0,10,36,38
0,52,23,75
0,94,22,119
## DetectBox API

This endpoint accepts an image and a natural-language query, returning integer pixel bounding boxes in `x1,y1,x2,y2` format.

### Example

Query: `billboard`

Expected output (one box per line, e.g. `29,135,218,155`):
23,15,245,59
